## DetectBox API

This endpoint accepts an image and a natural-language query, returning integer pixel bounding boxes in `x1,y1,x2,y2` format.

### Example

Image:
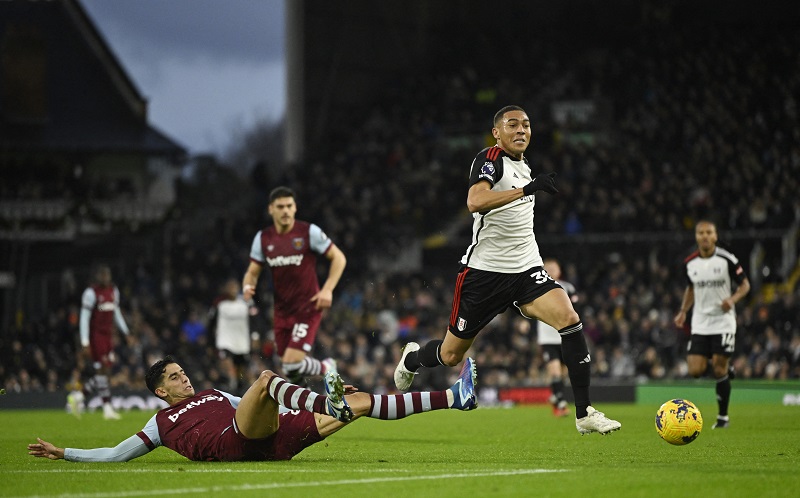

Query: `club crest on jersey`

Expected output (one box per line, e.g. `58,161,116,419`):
292,237,305,250
457,317,467,331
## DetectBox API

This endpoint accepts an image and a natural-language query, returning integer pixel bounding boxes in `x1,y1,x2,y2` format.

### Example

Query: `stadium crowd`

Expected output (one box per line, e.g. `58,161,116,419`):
3,15,800,399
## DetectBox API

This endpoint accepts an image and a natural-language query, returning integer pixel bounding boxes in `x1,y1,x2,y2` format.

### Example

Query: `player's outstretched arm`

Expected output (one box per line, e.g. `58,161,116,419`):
29,434,152,462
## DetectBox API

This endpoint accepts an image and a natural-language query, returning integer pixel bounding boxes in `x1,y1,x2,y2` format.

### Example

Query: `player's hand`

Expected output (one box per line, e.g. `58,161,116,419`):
343,385,359,395
523,172,558,195
310,289,333,310
720,298,734,312
28,438,64,460
243,284,256,300
673,311,686,328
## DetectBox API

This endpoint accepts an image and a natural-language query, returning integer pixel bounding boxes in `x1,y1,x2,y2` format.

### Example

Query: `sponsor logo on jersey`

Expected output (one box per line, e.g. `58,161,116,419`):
167,394,225,422
97,302,116,311
267,254,304,267
695,279,727,288
292,237,305,250
457,317,467,331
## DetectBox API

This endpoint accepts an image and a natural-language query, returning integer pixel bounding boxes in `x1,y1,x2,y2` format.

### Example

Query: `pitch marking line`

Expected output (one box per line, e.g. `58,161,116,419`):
9,468,567,498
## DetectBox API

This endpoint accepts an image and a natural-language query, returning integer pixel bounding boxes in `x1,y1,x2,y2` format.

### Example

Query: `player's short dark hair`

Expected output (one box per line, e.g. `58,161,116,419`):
145,355,177,395
494,105,527,127
269,186,296,203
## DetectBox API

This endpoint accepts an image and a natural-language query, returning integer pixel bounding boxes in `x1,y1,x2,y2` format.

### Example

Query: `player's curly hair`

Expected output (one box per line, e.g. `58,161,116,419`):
145,355,177,395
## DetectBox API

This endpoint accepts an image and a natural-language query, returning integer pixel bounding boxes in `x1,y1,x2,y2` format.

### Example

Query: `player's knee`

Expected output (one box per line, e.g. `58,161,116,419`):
687,366,704,378
713,365,728,378
257,369,279,386
439,350,463,367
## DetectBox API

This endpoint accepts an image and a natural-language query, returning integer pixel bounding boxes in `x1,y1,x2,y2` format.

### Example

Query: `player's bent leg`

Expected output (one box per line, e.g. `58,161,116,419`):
236,370,282,439
519,288,578,331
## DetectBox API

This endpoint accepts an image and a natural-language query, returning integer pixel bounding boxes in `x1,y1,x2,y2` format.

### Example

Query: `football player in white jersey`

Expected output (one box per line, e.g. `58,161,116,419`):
394,105,620,435
674,220,750,429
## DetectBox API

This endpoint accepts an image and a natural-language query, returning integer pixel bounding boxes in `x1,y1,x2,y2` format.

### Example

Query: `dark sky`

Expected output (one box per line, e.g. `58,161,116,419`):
81,0,286,156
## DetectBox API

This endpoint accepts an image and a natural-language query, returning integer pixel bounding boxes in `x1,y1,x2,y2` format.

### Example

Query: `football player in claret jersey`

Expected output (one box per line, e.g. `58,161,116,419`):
243,186,346,386
71,264,131,420
674,220,750,429
394,105,620,435
28,355,478,462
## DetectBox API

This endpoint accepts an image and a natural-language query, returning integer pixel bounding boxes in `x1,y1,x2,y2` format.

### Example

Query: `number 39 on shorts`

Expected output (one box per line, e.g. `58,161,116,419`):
530,269,553,284
291,323,309,341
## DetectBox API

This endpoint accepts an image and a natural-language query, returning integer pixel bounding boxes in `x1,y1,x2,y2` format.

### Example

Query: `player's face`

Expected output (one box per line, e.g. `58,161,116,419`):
492,110,531,159
157,363,195,403
695,222,717,254
97,267,111,286
268,196,297,232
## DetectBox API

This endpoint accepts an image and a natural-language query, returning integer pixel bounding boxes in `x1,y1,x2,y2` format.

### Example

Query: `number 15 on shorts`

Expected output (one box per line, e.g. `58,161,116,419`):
291,323,309,341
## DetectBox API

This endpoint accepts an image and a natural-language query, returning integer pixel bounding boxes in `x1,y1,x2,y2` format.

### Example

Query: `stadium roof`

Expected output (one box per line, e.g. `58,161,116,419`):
0,0,185,157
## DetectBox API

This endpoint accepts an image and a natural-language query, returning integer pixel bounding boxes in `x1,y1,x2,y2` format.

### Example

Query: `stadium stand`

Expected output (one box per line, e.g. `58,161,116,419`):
2,0,798,399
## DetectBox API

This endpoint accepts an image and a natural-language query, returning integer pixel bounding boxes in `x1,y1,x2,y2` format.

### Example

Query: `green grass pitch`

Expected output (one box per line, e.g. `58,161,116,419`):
2,402,798,498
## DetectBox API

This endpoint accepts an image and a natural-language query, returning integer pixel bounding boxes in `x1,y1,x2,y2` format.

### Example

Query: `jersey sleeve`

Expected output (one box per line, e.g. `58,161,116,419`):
79,288,95,347
728,258,746,285
135,413,162,451
249,231,265,263
64,434,152,462
468,148,503,188
113,287,130,335
309,223,333,254
216,389,241,408
80,287,96,310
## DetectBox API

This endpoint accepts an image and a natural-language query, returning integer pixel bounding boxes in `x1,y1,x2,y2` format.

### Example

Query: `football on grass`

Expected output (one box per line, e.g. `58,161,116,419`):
655,399,703,445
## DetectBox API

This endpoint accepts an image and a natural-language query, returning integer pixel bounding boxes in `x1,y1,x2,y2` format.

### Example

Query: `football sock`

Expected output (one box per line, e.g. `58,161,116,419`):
559,322,591,419
368,391,449,419
716,374,731,417
93,374,111,399
551,379,565,405
282,356,323,385
265,375,328,415
405,340,444,371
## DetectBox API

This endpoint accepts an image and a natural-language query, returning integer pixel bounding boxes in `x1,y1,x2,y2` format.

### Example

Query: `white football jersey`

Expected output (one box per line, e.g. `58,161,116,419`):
683,246,746,335
213,296,251,354
460,146,543,273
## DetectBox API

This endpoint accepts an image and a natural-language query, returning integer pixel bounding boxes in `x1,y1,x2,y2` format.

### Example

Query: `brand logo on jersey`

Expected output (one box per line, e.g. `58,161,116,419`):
714,267,721,274
292,237,305,250
695,279,726,288
267,254,304,267
97,302,116,311
267,245,274,251
481,162,495,176
457,317,467,331
167,394,225,422
513,172,519,178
